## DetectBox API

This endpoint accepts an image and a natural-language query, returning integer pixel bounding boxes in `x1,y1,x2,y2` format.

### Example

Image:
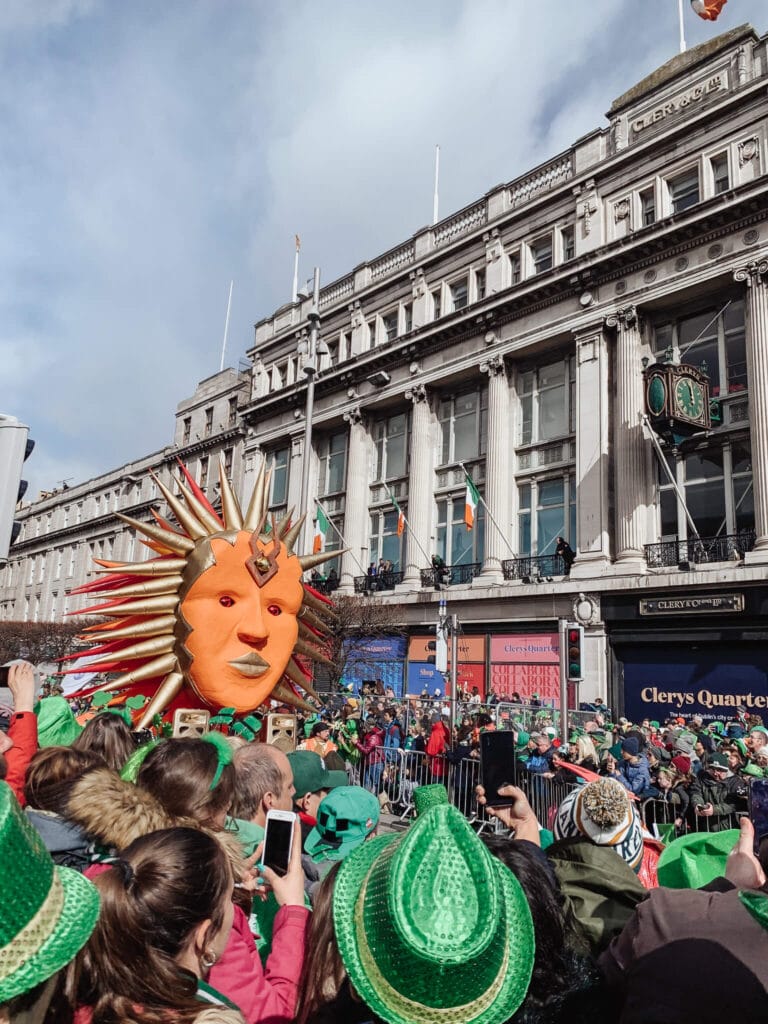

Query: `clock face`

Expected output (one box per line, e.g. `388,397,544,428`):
674,375,705,420
647,374,667,416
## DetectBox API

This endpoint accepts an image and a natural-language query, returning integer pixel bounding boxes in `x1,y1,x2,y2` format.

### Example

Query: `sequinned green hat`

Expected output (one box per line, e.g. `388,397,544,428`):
0,782,100,1002
332,784,535,1024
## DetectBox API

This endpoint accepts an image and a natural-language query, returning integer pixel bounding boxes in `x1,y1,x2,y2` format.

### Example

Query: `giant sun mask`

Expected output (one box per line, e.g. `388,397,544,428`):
68,463,336,730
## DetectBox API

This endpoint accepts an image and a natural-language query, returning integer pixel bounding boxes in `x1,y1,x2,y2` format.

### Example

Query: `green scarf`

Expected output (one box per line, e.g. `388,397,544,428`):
739,890,768,931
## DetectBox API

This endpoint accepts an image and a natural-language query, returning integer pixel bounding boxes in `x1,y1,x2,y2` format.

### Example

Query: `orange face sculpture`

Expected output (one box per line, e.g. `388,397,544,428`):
179,532,305,712
70,463,336,730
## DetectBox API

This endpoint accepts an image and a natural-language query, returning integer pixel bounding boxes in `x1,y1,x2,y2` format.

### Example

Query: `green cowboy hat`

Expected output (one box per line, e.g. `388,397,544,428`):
0,782,101,1003
657,830,739,890
332,785,535,1024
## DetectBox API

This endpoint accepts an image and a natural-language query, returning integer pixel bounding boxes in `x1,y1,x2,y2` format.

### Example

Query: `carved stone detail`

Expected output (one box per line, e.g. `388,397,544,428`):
479,353,506,378
342,405,364,426
734,261,768,286
575,179,598,236
605,306,639,331
405,383,428,404
738,136,758,166
573,592,600,626
614,198,630,223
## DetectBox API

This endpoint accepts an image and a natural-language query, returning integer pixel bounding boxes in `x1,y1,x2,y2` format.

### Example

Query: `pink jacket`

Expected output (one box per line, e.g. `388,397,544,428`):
209,903,309,1023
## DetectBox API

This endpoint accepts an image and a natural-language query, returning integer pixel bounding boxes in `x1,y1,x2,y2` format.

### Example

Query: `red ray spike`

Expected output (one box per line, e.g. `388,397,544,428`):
176,458,224,526
69,574,137,596
304,585,334,608
150,509,187,534
65,595,134,616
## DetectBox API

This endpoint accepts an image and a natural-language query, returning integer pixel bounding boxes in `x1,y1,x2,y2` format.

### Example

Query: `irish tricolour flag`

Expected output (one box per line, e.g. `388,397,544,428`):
464,476,480,531
313,506,329,553
691,0,726,20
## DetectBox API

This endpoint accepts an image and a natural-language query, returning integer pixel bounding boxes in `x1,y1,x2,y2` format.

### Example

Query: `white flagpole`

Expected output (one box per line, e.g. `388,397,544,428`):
386,487,433,567
432,145,440,225
458,461,517,558
219,279,233,372
315,499,368,576
292,235,300,304
678,0,687,53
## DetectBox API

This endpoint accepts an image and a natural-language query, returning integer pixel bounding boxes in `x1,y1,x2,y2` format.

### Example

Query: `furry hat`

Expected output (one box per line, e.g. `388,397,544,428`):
553,777,643,873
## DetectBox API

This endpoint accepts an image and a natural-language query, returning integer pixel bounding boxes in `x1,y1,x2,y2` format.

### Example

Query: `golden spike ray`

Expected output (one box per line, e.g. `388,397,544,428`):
243,463,269,533
98,653,179,692
78,595,179,618
298,607,332,635
85,576,183,601
285,657,323,702
114,513,195,554
136,672,185,731
173,475,223,535
85,636,176,669
92,559,187,576
298,550,343,572
293,637,333,666
77,616,177,643
274,508,295,540
281,513,306,554
218,462,243,530
270,681,316,712
299,587,339,621
151,473,208,540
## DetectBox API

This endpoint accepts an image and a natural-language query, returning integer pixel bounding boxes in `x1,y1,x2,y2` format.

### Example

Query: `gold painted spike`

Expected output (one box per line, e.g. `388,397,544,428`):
79,595,180,618
271,681,315,713
86,635,176,668
275,508,295,540
299,607,332,635
102,652,179,692
281,513,306,554
88,576,183,601
293,638,333,666
243,465,272,533
300,587,339,621
298,550,343,572
218,463,243,530
174,475,223,535
151,473,208,541
136,672,185,731
285,657,322,702
79,615,177,643
92,559,188,576
115,513,195,554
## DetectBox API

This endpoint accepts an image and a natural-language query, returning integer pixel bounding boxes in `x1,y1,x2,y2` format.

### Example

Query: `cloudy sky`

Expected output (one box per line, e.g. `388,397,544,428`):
1,0,764,498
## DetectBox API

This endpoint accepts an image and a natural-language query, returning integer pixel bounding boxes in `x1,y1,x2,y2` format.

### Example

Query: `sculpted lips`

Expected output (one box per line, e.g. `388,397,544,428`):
229,652,270,677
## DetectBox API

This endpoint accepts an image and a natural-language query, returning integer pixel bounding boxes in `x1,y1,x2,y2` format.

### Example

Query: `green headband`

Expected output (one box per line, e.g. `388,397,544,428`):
202,731,234,789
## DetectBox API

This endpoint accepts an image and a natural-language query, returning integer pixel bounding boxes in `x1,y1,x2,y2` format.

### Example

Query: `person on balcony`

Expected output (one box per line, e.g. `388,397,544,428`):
556,536,576,575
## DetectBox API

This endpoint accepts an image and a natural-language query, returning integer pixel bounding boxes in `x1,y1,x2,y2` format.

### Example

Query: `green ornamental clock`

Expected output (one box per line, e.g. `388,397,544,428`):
643,361,711,440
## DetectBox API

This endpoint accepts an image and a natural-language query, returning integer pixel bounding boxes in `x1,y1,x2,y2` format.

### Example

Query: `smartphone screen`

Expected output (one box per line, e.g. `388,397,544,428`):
0,667,9,687
480,731,518,807
749,778,768,854
262,814,294,876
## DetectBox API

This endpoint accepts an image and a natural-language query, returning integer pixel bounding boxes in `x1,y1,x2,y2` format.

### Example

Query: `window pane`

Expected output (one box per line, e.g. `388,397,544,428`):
451,521,473,564
686,480,726,537
732,438,752,476
454,393,479,461
387,414,407,478
538,387,566,440
520,394,533,445
680,312,720,395
539,361,565,389
725,300,747,393
660,487,678,537
685,449,723,482
670,169,699,213
734,477,755,533
537,508,564,556
518,484,531,510
451,278,468,310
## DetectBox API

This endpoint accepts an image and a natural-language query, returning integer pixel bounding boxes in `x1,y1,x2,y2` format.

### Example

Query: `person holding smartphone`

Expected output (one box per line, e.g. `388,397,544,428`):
0,661,37,805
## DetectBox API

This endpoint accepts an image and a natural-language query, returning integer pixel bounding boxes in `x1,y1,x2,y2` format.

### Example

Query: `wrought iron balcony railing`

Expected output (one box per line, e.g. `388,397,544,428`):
353,571,405,594
645,531,756,568
501,554,567,581
420,562,482,588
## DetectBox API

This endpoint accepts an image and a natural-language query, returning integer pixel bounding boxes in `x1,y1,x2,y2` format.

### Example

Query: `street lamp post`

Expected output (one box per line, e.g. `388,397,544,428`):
299,268,321,551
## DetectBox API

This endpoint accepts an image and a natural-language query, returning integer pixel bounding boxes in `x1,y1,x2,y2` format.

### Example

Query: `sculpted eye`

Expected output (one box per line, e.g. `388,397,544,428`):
267,604,282,616
219,596,235,607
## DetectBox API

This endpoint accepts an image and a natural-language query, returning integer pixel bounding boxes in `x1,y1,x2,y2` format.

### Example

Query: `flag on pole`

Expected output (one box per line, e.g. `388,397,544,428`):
295,234,301,251
690,0,727,20
313,506,329,553
389,491,405,536
464,475,480,531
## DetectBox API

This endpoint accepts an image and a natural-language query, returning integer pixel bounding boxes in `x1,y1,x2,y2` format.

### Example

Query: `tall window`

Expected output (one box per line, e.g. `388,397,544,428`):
182,417,191,444
639,186,656,226
318,431,348,495
224,448,233,478
668,167,700,214
518,475,576,556
403,303,413,333
659,439,753,540
530,235,553,274
654,301,747,400
374,412,409,482
228,397,238,428
204,407,214,436
474,268,486,302
449,277,469,311
432,288,442,320
439,389,488,466
518,356,575,446
436,496,484,566
561,226,575,262
268,446,290,508
509,252,521,284
199,457,209,490
369,509,403,570
382,310,399,343
711,153,729,195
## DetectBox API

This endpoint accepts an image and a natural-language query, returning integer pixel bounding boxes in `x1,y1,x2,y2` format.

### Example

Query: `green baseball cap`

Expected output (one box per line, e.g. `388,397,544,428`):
657,830,739,889
332,785,535,1024
305,786,380,863
287,750,348,799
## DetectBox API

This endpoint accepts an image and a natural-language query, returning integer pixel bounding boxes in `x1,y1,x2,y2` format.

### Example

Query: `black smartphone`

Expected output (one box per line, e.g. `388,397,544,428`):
0,666,9,687
261,810,296,876
749,778,768,855
480,731,519,808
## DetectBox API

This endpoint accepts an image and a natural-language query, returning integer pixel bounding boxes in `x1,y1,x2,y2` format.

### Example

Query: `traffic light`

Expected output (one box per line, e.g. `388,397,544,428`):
0,414,34,563
566,623,584,682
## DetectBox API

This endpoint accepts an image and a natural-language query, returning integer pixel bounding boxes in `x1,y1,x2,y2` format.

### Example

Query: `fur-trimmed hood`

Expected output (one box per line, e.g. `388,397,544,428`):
66,768,244,877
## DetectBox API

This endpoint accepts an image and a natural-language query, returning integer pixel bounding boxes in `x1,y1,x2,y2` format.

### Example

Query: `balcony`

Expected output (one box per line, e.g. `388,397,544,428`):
645,531,756,569
502,554,567,581
420,562,481,588
354,571,405,594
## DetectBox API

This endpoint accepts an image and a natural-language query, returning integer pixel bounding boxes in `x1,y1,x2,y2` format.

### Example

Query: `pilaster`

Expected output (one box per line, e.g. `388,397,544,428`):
403,384,433,586
478,354,511,582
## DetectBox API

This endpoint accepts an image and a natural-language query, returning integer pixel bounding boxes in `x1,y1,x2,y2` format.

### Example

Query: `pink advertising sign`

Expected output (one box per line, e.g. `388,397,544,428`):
490,634,560,664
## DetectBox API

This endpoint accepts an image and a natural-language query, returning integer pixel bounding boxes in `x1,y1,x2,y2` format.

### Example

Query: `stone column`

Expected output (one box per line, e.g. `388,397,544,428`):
607,306,648,570
478,353,510,582
571,325,611,577
735,260,768,559
339,407,370,592
402,384,433,587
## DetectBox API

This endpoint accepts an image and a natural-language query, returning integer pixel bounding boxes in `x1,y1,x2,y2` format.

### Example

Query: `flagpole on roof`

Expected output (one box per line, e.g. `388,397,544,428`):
678,0,687,53
315,499,368,576
386,486,432,567
292,235,301,304
458,461,517,558
432,145,440,225
219,279,233,373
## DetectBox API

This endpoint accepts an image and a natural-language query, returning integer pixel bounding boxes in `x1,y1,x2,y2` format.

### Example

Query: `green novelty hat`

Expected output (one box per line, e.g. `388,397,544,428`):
332,785,535,1024
35,696,83,747
656,829,739,890
0,782,100,1002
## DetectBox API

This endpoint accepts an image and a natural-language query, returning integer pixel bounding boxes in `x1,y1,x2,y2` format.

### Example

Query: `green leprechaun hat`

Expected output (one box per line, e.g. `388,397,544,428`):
0,782,100,1003
332,784,535,1024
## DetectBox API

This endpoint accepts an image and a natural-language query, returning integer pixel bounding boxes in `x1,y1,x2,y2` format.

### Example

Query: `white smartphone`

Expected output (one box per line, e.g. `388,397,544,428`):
261,809,296,876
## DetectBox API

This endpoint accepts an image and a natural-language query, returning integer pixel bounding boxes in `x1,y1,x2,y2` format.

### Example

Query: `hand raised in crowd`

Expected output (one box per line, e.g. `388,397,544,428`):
696,803,714,816
476,783,541,846
726,817,766,890
7,661,35,713
255,820,306,908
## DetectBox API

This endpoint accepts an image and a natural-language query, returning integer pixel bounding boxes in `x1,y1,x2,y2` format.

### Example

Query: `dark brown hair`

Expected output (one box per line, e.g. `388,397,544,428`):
24,746,107,815
72,713,136,772
137,738,234,828
294,861,347,1024
77,827,231,1024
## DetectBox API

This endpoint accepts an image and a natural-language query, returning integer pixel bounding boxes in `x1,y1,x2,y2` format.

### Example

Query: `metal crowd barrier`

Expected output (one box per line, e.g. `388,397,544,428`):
640,797,748,836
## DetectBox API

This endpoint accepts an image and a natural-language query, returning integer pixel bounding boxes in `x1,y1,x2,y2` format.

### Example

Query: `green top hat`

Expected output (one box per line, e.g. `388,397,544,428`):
287,750,348,799
0,782,100,1002
657,829,739,890
332,784,535,1024
305,786,380,863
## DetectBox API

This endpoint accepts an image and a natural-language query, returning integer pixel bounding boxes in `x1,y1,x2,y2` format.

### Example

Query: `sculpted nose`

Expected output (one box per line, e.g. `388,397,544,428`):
237,598,269,644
